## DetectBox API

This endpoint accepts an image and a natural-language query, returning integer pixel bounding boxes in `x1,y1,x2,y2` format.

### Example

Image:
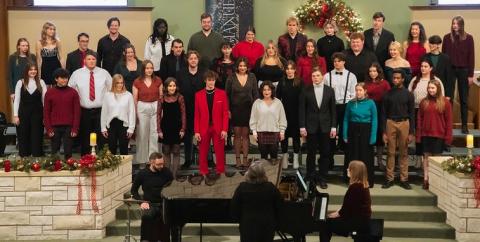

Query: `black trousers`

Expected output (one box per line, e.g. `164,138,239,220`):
344,122,374,187
107,118,129,155
183,128,194,165
51,125,73,159
319,217,369,242
281,133,301,153
453,67,469,126
306,132,331,183
330,104,346,162
258,143,279,159
17,109,44,157
141,204,170,242
80,108,105,155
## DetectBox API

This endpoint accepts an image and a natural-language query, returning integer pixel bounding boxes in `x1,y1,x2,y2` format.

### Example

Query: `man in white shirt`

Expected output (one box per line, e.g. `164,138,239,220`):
324,52,357,172
69,51,112,155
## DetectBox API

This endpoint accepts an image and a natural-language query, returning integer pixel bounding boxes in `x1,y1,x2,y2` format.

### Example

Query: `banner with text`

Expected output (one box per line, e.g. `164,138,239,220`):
206,0,254,44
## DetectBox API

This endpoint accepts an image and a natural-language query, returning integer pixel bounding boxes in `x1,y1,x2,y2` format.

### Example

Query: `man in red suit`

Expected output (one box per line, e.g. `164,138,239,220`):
194,70,229,175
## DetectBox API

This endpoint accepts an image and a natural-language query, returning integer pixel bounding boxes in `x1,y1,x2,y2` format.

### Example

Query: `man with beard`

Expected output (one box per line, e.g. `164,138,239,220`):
187,13,224,70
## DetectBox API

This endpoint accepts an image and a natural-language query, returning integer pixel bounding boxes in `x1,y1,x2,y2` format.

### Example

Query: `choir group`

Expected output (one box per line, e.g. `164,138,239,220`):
9,11,472,193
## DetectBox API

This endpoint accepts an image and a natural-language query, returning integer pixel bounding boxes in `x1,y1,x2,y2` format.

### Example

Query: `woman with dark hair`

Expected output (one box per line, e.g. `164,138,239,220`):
320,160,372,242
133,60,163,167
297,39,327,86
417,80,452,190
364,62,390,170
113,43,142,92
101,74,135,155
250,81,287,160
317,20,345,72
232,26,264,70
277,60,303,169
403,22,429,78
442,16,475,134
226,57,258,168
211,42,236,90
157,77,186,178
144,18,175,77
231,161,283,242
409,59,444,167
36,21,63,86
8,38,36,99
13,62,47,157
253,40,287,87
343,83,378,187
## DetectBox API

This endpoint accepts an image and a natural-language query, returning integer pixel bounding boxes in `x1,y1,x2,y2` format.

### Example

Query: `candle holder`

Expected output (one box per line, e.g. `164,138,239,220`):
91,145,97,156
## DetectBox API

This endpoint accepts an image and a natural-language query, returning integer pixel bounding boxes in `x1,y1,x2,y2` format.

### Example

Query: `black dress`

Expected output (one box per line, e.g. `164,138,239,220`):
231,181,283,242
18,85,44,157
161,100,182,145
226,73,258,127
317,35,345,72
113,60,142,92
40,47,61,85
276,78,302,138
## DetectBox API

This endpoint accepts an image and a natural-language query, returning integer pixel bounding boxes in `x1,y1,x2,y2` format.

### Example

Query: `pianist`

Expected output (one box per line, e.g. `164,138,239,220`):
131,152,173,242
231,161,283,242
319,160,372,242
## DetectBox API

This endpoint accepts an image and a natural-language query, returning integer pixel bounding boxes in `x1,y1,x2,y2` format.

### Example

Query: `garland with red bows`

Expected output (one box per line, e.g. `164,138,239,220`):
473,157,480,207
76,154,99,215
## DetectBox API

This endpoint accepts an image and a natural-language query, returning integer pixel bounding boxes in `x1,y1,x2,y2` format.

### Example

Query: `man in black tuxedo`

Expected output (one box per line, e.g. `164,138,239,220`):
66,33,94,75
364,12,395,70
299,67,336,189
422,35,455,100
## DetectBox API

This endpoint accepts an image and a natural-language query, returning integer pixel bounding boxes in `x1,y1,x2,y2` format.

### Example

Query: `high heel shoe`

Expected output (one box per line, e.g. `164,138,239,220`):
422,180,429,190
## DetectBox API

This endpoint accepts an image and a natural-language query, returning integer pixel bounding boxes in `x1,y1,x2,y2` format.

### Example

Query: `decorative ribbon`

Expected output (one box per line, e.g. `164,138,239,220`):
473,157,480,207
76,154,99,215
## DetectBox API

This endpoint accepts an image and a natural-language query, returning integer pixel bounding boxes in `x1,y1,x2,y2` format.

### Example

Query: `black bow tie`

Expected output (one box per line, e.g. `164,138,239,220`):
335,72,343,75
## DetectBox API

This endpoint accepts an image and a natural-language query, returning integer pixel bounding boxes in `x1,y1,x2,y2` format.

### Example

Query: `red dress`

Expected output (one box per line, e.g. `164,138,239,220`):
405,42,426,78
296,55,327,86
232,40,265,70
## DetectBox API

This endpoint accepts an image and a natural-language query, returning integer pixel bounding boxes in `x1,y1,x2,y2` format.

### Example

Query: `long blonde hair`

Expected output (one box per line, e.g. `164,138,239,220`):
110,74,126,94
40,21,58,46
348,160,369,188
260,40,284,69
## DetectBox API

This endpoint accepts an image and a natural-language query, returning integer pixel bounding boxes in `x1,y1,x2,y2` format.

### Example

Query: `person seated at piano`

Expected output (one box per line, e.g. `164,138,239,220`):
131,152,173,242
231,160,283,242
319,160,372,242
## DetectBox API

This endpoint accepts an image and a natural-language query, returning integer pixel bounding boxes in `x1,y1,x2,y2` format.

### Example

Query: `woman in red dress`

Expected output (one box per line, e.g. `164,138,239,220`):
403,22,429,78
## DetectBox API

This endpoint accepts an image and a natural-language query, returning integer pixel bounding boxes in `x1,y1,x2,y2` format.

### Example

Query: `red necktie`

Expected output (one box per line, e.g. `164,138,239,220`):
89,71,95,101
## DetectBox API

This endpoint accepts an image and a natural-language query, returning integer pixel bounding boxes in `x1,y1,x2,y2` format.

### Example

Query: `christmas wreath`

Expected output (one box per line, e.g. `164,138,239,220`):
294,0,363,35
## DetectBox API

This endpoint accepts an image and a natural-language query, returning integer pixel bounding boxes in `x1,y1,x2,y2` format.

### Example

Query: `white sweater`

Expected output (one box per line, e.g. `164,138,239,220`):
249,98,287,135
101,91,136,133
144,35,175,71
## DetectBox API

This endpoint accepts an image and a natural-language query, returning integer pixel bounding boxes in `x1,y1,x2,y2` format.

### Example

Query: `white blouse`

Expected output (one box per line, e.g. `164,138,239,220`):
13,79,47,116
144,35,175,71
101,91,136,133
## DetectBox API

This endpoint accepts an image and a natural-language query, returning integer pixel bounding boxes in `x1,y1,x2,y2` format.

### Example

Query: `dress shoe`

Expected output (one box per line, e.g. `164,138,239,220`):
422,180,429,190
462,124,469,134
319,181,328,189
381,180,394,189
399,181,412,190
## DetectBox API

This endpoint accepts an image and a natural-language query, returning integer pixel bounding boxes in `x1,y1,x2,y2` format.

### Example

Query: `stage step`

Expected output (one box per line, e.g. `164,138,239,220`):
106,180,455,240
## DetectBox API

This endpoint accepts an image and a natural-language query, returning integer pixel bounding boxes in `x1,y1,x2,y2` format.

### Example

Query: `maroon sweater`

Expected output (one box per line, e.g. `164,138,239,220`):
339,182,372,219
416,98,453,145
43,86,81,133
442,33,475,77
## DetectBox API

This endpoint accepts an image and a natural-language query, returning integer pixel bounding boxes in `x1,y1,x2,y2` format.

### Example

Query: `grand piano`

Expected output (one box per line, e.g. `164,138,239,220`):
162,160,330,242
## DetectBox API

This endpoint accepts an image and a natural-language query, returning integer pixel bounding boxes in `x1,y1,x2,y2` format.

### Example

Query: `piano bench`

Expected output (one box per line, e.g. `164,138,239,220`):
350,218,383,242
